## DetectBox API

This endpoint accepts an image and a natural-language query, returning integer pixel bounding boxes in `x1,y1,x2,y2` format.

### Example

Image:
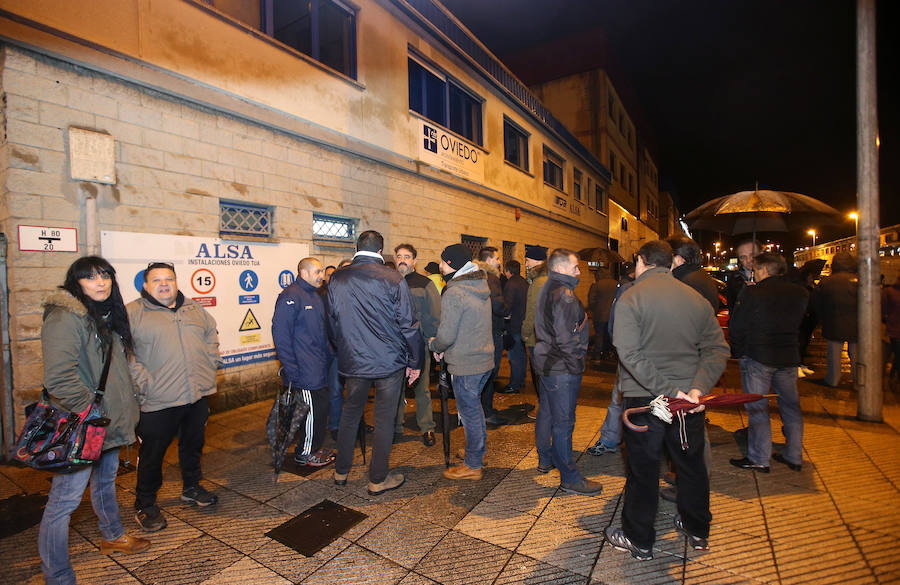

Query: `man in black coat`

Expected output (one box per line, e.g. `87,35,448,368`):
726,239,760,315
477,246,510,424
499,260,529,394
729,253,809,473
668,235,719,313
327,231,423,495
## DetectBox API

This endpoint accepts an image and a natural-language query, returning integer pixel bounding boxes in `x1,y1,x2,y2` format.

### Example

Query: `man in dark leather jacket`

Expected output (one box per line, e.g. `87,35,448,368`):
327,230,423,495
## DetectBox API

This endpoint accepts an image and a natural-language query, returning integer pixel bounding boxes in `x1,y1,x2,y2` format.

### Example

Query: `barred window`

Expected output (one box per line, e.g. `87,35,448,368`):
461,234,487,259
313,213,356,242
220,200,272,238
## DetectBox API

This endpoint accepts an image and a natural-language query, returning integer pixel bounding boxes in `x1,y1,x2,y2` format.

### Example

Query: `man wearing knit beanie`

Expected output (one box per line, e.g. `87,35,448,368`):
429,244,494,480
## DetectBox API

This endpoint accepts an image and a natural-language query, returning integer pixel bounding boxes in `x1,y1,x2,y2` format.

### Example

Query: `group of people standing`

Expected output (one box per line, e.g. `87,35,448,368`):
38,257,220,584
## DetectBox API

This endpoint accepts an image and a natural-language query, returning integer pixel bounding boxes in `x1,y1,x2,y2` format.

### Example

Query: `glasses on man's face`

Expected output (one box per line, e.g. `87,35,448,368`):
146,261,175,271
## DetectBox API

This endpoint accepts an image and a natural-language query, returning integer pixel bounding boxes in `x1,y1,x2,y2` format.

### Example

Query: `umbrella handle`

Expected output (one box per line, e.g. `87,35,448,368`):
622,406,650,433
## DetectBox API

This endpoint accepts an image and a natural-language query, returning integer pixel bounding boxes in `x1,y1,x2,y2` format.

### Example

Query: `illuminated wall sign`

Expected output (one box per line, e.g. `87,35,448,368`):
417,118,484,183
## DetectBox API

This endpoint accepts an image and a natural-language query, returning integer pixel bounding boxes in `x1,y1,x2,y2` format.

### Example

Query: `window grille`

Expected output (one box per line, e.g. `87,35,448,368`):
461,234,487,259
220,200,272,238
313,213,356,241
502,241,516,266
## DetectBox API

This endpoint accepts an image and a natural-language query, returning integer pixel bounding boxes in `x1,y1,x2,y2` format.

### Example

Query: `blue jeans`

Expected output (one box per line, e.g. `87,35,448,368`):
454,371,491,469
536,373,584,484
327,356,343,431
740,356,804,466
506,333,527,389
597,380,622,448
40,448,124,585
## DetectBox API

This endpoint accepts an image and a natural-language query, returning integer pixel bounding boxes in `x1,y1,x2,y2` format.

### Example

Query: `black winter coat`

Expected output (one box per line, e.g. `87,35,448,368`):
326,254,424,377
673,263,720,314
813,272,859,342
503,274,528,335
534,272,589,375
729,275,809,367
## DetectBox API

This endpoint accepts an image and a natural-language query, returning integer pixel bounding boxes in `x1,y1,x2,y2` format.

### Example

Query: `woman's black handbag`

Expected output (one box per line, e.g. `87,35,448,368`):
13,344,113,472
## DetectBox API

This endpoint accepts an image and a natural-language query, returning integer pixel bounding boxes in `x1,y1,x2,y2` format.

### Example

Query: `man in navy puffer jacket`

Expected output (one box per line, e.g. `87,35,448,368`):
272,257,335,467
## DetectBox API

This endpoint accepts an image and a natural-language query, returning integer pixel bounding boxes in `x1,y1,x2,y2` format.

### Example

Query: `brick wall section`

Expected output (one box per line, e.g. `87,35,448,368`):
1,46,605,423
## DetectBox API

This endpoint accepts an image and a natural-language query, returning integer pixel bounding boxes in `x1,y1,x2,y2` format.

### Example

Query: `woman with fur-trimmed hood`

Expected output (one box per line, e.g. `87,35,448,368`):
38,256,148,583
429,244,494,481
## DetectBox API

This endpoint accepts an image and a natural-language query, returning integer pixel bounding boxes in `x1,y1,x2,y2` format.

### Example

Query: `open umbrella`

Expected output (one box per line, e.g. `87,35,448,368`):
684,188,843,235
623,393,775,448
266,383,310,482
437,359,452,468
577,247,625,269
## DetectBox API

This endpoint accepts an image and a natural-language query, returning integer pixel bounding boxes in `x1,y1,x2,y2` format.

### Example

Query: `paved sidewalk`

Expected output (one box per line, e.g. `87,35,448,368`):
2,349,900,584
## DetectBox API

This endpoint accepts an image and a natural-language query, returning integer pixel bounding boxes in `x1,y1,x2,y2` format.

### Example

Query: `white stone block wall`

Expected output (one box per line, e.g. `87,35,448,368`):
1,46,605,420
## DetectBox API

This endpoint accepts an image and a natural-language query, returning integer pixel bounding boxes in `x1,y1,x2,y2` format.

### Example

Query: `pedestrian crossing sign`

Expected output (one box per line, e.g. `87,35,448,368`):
239,308,260,331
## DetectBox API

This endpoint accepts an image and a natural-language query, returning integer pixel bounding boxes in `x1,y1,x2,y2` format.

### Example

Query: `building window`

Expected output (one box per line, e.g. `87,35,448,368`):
408,57,483,145
573,168,583,201
621,217,628,232
461,234,487,259
502,240,516,266
609,237,619,252
609,151,617,182
503,118,529,171
628,173,634,194
620,164,626,187
313,212,356,242
263,0,357,79
220,200,273,238
595,184,606,213
542,147,564,191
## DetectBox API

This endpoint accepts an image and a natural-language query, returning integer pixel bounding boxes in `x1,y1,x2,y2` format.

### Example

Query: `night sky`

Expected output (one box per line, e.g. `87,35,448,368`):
441,0,898,249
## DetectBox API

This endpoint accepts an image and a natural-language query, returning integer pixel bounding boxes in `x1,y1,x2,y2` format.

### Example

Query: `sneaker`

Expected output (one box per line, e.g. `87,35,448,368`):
181,485,219,507
368,470,405,495
537,462,555,474
484,414,507,426
294,452,309,466
674,515,709,551
307,448,336,467
134,505,167,532
800,365,815,376
604,526,653,561
587,442,618,456
559,478,603,496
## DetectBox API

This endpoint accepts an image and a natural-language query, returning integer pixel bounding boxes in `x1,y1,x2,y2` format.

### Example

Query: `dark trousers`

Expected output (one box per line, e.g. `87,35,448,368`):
481,331,504,416
592,320,610,357
622,396,710,549
335,369,404,484
135,397,209,509
528,346,540,396
294,387,329,458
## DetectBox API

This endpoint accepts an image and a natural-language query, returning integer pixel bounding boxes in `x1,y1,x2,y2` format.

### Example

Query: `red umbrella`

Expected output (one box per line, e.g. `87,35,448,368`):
623,393,776,446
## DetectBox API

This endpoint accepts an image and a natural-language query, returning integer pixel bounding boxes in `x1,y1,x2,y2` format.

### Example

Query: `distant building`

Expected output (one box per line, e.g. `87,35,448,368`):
793,224,900,283
0,0,615,437
530,68,666,259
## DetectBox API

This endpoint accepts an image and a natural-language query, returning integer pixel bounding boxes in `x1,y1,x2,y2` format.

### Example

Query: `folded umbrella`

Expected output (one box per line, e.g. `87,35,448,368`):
266,383,310,482
437,359,452,468
623,393,776,447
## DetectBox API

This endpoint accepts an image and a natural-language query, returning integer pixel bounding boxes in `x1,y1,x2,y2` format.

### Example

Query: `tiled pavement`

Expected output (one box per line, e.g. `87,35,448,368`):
3,343,900,584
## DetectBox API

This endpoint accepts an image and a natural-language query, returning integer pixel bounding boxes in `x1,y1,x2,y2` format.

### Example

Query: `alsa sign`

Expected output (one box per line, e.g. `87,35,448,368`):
417,118,484,183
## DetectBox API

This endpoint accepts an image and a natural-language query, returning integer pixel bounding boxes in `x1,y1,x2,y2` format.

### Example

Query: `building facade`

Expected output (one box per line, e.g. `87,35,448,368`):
0,0,616,446
529,68,664,260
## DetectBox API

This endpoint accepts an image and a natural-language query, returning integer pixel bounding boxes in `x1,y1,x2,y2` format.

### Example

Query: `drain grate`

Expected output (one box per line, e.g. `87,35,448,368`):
266,499,367,557
0,493,47,539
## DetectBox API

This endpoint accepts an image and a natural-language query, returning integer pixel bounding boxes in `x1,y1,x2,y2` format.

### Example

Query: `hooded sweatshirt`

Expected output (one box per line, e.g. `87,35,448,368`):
429,261,494,375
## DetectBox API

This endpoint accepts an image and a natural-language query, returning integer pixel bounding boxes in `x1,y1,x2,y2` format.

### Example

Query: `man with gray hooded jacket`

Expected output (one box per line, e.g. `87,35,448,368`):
128,262,220,532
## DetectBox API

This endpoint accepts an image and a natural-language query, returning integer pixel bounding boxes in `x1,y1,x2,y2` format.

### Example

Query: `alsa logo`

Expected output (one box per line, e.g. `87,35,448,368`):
196,243,254,259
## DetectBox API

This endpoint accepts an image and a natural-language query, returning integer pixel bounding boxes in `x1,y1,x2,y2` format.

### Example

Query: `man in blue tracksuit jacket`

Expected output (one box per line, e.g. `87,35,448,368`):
272,257,335,467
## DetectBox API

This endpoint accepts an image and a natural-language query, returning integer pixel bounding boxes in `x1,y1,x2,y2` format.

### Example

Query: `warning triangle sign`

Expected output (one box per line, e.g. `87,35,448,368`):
239,308,261,331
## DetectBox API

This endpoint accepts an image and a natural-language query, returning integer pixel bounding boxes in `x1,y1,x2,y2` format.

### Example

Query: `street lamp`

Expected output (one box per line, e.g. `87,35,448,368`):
807,229,816,247
849,212,858,232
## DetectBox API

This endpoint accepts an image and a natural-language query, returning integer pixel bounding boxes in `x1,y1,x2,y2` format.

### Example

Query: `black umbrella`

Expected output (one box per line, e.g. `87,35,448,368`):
266,383,310,482
437,359,452,468
683,188,843,235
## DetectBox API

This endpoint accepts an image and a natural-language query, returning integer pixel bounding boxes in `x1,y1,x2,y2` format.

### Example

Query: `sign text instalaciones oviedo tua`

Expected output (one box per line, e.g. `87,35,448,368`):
101,231,308,369
417,118,485,183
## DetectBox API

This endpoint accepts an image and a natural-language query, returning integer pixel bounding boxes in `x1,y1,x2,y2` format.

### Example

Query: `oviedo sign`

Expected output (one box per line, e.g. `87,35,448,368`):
417,118,485,184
